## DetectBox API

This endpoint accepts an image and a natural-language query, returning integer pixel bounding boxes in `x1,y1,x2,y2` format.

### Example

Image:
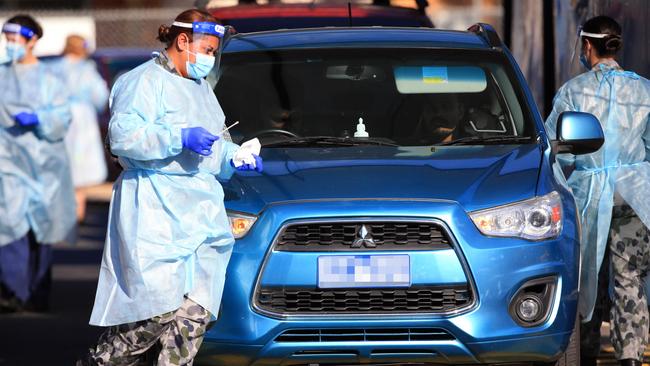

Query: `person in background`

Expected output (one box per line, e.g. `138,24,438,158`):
49,34,109,222
545,15,650,366
0,14,75,313
77,9,262,365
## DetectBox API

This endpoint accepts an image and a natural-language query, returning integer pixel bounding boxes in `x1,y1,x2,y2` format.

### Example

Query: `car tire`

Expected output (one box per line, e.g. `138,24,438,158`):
551,317,580,366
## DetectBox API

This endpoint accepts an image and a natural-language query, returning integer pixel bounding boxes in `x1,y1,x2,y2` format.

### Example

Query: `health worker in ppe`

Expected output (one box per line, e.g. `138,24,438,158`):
77,9,263,366
0,15,75,313
545,16,650,366
48,34,109,222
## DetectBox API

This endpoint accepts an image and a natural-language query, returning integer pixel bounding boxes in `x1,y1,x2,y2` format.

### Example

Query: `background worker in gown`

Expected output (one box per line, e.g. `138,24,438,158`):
50,34,109,222
545,15,650,366
0,14,75,313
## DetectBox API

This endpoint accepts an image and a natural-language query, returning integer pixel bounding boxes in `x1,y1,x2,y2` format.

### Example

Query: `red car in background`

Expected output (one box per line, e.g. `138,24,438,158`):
206,2,434,32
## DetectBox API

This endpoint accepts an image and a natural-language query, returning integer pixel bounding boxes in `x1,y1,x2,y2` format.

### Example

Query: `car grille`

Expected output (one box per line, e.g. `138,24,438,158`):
275,327,455,343
276,221,451,251
256,285,471,314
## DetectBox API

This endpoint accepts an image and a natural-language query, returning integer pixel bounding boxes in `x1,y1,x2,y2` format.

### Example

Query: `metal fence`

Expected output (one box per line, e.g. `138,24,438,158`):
0,7,189,49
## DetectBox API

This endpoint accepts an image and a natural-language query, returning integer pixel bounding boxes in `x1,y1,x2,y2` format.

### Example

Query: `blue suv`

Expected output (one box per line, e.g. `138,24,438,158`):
197,24,604,365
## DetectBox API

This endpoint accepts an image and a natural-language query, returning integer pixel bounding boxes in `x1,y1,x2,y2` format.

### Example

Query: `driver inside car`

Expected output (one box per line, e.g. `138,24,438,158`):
415,93,462,143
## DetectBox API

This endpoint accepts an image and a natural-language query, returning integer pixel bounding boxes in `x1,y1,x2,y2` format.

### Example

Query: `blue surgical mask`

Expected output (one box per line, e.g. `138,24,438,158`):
579,53,592,71
186,50,215,80
5,42,26,62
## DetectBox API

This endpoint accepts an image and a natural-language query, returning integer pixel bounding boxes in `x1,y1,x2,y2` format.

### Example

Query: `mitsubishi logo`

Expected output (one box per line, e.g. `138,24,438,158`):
352,225,376,248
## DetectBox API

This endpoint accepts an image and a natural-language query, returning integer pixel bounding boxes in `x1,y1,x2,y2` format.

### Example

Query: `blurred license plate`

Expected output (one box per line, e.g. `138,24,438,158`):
318,255,410,288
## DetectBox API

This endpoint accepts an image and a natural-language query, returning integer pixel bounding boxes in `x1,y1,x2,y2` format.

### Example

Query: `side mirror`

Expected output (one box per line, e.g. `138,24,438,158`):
552,111,604,155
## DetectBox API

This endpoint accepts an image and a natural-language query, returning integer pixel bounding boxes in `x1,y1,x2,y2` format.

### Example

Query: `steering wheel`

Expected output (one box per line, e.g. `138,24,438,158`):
245,129,300,140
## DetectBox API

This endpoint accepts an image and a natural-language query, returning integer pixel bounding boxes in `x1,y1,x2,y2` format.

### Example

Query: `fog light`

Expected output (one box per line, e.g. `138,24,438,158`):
516,296,542,322
508,276,557,327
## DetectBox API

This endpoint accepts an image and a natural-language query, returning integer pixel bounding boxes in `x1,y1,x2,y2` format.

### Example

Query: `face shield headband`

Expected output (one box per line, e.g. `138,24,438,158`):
2,23,36,40
579,30,609,39
171,21,225,38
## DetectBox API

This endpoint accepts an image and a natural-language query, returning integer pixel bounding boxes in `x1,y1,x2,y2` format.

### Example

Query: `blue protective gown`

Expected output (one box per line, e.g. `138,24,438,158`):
0,62,75,246
48,57,109,187
545,60,650,321
89,59,240,326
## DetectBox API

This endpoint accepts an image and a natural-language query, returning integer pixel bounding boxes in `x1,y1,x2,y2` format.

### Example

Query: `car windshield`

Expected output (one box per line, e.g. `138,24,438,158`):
216,48,536,147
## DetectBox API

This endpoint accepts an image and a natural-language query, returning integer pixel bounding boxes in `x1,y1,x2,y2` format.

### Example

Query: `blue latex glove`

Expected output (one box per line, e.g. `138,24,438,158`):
181,127,219,156
14,112,40,127
231,154,263,173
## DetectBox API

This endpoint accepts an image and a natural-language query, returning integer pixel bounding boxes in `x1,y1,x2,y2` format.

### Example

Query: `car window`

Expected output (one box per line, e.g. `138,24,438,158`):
216,48,535,146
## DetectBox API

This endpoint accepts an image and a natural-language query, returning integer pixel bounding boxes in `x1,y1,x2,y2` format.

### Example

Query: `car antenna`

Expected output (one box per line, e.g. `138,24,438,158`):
348,2,352,27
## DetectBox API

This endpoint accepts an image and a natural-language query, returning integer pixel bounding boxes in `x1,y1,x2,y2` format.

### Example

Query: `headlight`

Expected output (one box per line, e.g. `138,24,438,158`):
469,191,562,240
227,211,257,239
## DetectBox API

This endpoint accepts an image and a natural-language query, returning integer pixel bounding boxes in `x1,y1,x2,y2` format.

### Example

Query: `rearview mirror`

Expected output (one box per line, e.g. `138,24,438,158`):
552,111,604,155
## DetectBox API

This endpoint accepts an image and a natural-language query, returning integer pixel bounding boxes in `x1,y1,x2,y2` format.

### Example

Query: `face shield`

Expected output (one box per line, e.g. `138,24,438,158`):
569,27,610,71
2,23,35,63
172,21,225,80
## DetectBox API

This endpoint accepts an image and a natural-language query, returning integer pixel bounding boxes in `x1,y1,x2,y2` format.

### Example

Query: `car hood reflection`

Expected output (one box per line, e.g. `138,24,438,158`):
223,144,542,214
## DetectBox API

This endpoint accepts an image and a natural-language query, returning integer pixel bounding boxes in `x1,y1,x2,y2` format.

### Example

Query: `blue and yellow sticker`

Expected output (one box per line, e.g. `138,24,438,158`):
422,66,449,84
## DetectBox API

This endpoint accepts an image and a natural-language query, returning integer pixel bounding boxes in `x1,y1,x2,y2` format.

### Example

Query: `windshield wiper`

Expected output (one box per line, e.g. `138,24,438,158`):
436,135,535,146
262,136,399,148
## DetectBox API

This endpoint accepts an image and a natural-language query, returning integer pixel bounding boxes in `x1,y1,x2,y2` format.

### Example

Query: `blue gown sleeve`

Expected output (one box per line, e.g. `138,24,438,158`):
217,140,239,181
108,71,184,161
34,73,72,142
545,84,577,169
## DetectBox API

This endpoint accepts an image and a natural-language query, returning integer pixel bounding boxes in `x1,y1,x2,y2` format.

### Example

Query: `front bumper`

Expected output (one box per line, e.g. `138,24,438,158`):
200,199,579,365
197,329,572,365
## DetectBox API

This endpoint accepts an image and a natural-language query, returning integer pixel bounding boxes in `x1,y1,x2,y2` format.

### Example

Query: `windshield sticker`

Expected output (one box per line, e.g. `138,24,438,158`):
395,66,487,94
423,66,449,84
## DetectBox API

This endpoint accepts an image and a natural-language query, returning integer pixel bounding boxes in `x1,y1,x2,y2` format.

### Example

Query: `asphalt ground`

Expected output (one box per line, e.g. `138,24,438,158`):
0,202,106,366
0,200,647,366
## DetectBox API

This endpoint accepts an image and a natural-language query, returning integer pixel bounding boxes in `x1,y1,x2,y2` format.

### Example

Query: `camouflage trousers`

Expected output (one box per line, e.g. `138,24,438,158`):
78,297,211,366
609,204,650,361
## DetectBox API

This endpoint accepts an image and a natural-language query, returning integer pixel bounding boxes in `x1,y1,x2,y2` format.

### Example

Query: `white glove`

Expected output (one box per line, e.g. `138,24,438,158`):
232,138,261,167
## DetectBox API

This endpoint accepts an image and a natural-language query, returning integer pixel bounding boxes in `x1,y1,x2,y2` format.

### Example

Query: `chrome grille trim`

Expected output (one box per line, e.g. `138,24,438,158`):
276,221,450,252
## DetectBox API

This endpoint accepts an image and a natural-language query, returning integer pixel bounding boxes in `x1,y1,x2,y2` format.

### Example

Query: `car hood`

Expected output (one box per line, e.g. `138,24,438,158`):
223,144,542,214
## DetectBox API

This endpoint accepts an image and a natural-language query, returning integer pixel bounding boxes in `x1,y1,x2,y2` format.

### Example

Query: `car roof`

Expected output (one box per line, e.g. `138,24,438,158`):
210,4,433,33
224,27,489,53
211,3,428,20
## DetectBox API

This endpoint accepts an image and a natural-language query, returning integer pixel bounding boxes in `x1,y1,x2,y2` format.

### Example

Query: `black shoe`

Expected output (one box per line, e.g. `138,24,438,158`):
581,357,597,366
0,296,25,314
620,359,642,366
22,299,49,313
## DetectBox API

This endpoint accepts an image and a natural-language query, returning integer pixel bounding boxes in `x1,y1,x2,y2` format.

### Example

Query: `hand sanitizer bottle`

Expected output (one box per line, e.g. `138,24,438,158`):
354,118,369,138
